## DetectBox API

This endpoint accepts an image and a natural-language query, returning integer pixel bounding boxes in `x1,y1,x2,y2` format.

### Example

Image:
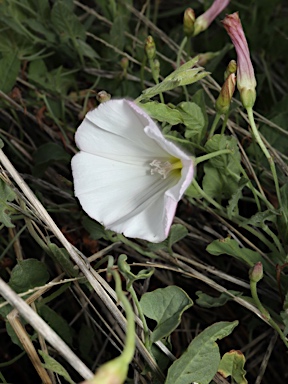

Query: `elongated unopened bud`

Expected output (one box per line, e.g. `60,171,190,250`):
222,13,257,109
224,59,237,80
183,8,195,37
194,0,230,36
145,35,156,60
215,73,236,114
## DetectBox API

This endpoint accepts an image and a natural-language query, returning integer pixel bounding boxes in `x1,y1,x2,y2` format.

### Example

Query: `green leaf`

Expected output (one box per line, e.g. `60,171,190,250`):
78,324,94,364
33,142,71,175
48,243,78,277
82,216,110,240
34,142,70,165
39,350,76,384
206,238,263,267
51,0,85,41
140,101,183,126
37,304,73,346
0,179,16,228
202,135,242,200
110,14,126,51
165,321,238,384
0,52,21,93
178,102,205,142
184,182,203,199
9,259,50,293
147,224,188,252
218,350,248,384
241,209,277,226
227,178,249,219
168,224,188,248
196,290,243,308
204,134,241,171
140,286,193,342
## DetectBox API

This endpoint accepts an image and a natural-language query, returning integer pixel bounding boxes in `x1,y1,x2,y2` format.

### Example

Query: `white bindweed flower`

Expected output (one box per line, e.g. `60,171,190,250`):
71,99,194,243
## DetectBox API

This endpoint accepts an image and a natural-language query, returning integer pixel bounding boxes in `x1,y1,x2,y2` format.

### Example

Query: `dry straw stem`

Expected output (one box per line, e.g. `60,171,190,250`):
0,148,164,381
7,309,53,384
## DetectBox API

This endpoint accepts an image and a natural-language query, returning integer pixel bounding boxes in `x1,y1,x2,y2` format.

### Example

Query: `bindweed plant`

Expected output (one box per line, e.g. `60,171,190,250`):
0,0,288,383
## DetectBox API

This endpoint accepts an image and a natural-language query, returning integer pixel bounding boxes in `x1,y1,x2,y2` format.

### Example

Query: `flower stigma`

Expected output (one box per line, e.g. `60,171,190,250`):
150,158,183,179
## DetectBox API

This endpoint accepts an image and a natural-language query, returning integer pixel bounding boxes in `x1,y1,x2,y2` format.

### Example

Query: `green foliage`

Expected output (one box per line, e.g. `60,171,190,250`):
140,286,193,342
0,52,21,93
202,135,242,200
147,224,188,252
206,238,264,267
48,243,78,277
9,259,50,293
138,58,209,100
165,321,238,384
37,304,73,346
196,290,243,308
39,350,76,384
218,350,248,384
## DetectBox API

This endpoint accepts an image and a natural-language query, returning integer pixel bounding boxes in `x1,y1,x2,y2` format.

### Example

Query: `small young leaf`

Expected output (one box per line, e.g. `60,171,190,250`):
39,350,76,384
140,286,193,342
165,321,238,384
218,350,248,384
196,290,242,308
9,259,50,293
206,238,263,267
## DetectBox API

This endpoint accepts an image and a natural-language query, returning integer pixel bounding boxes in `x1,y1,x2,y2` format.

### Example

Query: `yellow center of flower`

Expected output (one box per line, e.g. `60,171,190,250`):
150,158,182,179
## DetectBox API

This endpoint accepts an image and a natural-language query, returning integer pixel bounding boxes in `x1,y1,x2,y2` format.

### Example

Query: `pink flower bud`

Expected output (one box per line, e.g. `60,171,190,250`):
249,262,263,283
222,12,257,109
194,0,230,36
215,73,236,114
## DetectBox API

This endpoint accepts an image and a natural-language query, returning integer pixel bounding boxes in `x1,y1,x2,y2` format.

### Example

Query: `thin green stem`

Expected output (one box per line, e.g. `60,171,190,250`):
246,107,282,207
176,36,187,68
149,58,164,103
192,180,224,211
220,113,229,136
195,149,232,165
262,225,285,260
128,285,151,350
239,165,275,211
250,280,288,349
112,269,136,364
208,112,221,139
191,181,279,255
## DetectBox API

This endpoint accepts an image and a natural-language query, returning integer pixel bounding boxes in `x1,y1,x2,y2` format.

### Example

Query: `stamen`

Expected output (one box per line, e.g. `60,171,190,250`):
150,159,182,179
